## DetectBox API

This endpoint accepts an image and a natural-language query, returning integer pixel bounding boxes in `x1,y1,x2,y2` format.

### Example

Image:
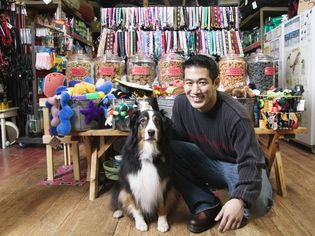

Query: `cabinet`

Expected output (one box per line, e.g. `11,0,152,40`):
240,6,288,53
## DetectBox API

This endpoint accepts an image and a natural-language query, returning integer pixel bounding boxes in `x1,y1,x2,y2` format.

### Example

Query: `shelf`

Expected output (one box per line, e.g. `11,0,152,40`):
72,32,93,47
24,0,60,11
240,7,288,31
62,4,91,27
243,41,261,53
36,23,64,33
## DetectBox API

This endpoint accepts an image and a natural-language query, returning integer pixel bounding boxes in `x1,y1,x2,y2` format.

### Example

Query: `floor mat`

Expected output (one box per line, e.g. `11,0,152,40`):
38,165,87,186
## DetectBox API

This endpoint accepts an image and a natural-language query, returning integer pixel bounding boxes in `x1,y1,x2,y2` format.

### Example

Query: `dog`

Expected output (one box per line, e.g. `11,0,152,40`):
111,106,177,233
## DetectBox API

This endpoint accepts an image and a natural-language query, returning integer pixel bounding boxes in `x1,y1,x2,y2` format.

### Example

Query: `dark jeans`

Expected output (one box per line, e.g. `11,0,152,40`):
171,140,273,218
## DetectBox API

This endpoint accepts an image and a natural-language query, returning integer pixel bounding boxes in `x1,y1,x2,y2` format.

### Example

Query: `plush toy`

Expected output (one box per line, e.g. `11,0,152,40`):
79,100,103,124
45,96,60,136
42,72,65,97
95,79,113,94
57,92,73,136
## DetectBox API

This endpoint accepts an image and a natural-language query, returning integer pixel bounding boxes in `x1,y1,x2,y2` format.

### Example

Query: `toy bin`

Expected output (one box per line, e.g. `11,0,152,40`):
69,99,102,131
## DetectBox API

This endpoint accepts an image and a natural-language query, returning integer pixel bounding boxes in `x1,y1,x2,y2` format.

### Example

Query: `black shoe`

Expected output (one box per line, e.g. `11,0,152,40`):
187,203,222,233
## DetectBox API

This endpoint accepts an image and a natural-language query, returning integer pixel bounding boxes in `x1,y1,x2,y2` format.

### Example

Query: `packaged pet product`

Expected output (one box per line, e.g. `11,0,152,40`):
157,51,184,88
66,51,93,85
94,51,125,85
127,53,155,86
218,52,246,91
247,49,274,91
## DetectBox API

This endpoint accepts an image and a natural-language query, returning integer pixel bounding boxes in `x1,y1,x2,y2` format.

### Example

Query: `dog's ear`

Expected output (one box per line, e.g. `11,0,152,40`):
160,110,173,135
148,97,160,111
129,109,140,130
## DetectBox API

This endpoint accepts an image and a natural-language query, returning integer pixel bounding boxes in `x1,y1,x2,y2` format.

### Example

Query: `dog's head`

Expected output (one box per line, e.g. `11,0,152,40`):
129,108,172,149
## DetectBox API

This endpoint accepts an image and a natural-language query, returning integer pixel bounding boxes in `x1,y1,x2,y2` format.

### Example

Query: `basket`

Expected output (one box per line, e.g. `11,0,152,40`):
236,98,256,125
157,98,174,119
103,160,119,181
69,99,102,131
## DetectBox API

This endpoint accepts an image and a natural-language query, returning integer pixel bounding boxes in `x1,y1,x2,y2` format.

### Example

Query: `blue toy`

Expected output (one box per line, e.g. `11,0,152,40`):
57,92,73,136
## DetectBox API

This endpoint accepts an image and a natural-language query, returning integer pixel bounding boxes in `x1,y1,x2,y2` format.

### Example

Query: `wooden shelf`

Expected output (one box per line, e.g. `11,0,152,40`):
36,23,64,33
72,32,93,47
243,41,261,53
24,0,60,11
240,7,288,31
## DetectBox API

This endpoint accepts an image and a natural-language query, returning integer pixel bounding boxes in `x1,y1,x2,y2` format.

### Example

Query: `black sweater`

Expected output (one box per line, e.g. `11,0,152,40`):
172,91,266,208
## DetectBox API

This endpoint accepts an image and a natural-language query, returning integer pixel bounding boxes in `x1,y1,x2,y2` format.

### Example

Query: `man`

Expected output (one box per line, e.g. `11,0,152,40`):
171,54,273,233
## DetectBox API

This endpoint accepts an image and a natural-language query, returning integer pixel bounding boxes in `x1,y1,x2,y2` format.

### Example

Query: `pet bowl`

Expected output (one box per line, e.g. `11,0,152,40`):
103,160,119,181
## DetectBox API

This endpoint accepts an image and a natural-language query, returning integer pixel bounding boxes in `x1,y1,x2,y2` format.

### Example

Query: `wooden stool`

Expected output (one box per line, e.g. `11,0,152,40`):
40,98,81,181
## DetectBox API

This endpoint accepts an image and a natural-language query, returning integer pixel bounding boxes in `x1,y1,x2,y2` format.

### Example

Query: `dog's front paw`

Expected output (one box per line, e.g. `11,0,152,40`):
135,220,148,231
113,210,123,219
157,216,169,233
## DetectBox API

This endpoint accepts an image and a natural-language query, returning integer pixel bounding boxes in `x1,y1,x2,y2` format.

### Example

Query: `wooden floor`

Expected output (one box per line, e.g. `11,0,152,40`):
0,140,315,236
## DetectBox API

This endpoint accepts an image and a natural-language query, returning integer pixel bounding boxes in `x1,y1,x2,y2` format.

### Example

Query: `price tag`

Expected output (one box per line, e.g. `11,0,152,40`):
297,99,305,111
49,136,62,150
252,1,257,10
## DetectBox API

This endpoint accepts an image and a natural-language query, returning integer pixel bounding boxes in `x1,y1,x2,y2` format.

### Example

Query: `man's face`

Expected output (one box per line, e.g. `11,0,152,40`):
184,66,219,112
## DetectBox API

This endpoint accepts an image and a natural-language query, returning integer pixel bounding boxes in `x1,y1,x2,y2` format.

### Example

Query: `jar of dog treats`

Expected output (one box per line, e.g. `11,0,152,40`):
247,49,274,91
157,51,184,88
66,50,93,86
94,51,125,85
127,52,155,86
218,51,246,91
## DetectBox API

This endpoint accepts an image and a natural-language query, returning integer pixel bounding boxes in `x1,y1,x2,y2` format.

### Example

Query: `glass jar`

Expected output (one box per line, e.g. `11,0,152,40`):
247,49,274,91
94,51,125,84
157,51,184,88
66,50,93,85
218,51,246,91
127,53,155,86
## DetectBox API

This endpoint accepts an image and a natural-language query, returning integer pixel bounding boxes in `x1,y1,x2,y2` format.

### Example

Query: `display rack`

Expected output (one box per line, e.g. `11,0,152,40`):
99,6,243,58
240,6,288,51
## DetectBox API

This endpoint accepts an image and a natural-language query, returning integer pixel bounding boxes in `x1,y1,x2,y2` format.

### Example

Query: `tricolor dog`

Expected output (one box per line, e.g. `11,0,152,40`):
111,107,176,233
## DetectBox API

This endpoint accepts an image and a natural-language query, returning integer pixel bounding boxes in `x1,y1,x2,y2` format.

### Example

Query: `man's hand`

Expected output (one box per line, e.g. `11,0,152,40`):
215,198,245,233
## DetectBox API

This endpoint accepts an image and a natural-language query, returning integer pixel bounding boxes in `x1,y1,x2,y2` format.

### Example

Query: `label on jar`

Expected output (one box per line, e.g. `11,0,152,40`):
226,68,242,76
70,67,86,77
264,67,274,75
99,66,115,75
132,66,149,75
166,67,181,76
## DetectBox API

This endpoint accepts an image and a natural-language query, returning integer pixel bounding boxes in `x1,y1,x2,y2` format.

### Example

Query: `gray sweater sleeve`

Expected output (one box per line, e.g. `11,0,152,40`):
229,119,266,208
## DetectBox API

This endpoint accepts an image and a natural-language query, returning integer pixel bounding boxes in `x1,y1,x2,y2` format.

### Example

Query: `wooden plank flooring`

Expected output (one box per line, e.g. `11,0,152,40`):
0,140,315,236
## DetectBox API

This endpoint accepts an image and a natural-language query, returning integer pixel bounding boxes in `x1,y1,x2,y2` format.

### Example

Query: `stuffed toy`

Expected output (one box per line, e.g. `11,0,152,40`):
57,92,73,136
45,96,60,135
95,79,113,94
42,72,65,97
80,100,103,124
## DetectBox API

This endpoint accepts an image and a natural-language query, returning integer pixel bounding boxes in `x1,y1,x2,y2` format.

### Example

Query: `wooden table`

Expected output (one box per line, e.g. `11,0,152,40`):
0,107,19,149
72,129,128,200
254,127,307,197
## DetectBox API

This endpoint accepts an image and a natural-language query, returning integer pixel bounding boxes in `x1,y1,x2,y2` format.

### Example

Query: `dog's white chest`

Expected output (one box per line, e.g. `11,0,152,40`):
127,161,164,213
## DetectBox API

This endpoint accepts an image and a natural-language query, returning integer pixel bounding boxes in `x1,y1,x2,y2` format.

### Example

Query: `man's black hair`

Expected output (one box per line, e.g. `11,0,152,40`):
183,54,219,82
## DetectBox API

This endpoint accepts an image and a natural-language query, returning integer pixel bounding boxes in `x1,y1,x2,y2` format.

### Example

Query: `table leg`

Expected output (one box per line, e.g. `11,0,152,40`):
46,144,54,180
89,147,99,200
1,118,6,149
274,151,287,197
72,142,80,181
83,137,92,181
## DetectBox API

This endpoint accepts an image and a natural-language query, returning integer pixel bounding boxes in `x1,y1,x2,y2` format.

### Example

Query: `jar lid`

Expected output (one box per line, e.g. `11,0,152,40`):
69,50,91,61
220,50,244,61
247,49,273,63
129,52,154,63
160,51,184,62
97,50,124,63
